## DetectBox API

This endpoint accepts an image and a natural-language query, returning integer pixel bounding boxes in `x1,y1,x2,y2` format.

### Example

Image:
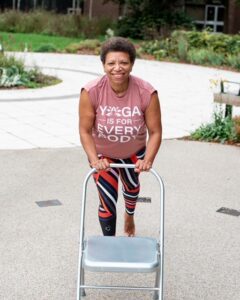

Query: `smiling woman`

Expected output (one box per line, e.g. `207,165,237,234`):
79,37,162,237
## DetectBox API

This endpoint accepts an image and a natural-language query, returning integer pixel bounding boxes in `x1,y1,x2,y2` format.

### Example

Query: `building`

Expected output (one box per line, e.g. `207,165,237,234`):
82,0,240,34
1,0,239,34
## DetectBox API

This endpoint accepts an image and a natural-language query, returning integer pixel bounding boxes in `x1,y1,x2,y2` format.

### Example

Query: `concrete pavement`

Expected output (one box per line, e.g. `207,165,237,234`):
0,140,240,300
0,53,240,300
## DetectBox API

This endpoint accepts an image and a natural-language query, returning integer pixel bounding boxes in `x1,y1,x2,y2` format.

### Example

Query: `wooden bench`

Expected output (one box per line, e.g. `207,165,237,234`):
214,80,240,118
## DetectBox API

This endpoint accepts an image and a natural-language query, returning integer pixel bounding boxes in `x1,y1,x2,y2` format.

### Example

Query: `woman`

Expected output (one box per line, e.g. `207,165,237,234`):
79,37,162,237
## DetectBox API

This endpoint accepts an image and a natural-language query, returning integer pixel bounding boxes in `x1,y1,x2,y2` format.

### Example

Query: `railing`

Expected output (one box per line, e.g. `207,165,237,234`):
213,80,240,118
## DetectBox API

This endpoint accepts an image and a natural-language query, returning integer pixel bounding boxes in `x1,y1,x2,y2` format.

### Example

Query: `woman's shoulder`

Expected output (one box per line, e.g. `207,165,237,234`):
84,75,107,92
130,75,156,94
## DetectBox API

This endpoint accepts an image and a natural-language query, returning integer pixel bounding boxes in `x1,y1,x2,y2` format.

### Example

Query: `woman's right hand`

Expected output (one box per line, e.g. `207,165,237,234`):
90,158,110,171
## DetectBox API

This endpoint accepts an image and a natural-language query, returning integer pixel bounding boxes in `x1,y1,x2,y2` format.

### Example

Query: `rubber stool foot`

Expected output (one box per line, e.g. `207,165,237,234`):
80,288,86,297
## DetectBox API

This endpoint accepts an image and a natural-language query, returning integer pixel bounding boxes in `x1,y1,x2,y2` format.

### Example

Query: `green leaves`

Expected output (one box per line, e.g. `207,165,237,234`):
138,30,240,70
0,66,24,87
191,108,240,144
0,54,60,89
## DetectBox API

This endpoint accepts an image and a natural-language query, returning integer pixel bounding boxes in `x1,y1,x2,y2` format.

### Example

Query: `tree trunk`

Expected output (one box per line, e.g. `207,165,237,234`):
53,0,57,10
33,0,37,10
12,0,16,10
89,0,93,19
17,0,21,10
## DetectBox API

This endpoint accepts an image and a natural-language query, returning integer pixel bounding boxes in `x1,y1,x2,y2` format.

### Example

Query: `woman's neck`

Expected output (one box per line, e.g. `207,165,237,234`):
109,78,130,97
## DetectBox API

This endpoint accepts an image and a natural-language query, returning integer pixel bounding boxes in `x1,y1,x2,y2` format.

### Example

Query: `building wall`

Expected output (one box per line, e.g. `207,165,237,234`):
83,0,119,20
228,0,240,34
185,0,240,34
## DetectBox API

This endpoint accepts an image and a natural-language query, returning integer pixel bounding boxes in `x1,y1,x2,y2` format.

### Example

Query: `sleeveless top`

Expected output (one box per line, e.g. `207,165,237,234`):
83,74,156,159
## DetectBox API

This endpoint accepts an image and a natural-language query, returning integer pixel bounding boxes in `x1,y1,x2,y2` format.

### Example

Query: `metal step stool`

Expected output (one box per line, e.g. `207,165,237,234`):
77,163,165,300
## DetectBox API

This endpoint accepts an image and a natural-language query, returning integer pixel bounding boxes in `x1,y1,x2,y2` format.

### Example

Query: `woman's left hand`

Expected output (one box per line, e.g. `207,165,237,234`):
134,159,152,173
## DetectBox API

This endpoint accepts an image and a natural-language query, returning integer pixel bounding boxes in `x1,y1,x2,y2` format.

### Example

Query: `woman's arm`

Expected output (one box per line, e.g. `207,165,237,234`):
135,92,162,172
79,89,109,170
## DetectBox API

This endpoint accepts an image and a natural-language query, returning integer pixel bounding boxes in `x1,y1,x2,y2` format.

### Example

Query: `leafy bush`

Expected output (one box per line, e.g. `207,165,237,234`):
0,66,23,87
115,3,193,40
0,54,60,88
177,36,189,61
0,10,113,38
190,108,240,144
187,49,225,66
226,54,240,70
138,30,240,70
65,39,101,54
234,116,240,139
34,43,58,52
117,16,143,39
171,30,240,55
0,54,25,72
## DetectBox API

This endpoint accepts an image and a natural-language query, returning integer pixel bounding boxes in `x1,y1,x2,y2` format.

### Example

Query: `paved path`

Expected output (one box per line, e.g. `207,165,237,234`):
1,52,240,149
0,140,240,300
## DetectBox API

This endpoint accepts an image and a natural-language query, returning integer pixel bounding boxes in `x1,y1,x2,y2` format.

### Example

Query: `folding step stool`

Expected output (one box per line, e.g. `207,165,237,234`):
76,163,165,300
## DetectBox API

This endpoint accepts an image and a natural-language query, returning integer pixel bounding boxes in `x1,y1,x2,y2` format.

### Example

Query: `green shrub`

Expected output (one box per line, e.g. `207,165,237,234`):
65,39,101,54
34,43,58,53
186,48,225,66
187,48,210,65
153,49,168,60
177,36,188,61
0,10,113,38
191,108,240,143
234,116,240,139
116,16,143,39
0,54,25,73
0,66,23,87
0,53,60,88
116,8,193,39
18,10,49,33
171,30,240,56
0,10,22,32
23,68,61,88
226,54,240,70
139,39,169,56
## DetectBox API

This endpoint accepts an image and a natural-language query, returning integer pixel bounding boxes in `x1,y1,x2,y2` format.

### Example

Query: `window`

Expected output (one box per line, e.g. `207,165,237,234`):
192,4,225,33
204,5,225,32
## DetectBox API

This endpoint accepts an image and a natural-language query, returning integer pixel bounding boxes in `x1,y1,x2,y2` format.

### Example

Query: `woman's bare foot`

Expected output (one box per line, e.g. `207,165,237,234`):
124,213,135,237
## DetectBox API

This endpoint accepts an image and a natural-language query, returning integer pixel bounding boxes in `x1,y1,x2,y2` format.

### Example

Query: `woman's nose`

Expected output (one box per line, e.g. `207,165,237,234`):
114,63,122,70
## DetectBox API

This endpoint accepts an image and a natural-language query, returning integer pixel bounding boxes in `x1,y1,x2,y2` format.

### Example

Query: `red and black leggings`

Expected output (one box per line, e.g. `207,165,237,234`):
93,147,145,236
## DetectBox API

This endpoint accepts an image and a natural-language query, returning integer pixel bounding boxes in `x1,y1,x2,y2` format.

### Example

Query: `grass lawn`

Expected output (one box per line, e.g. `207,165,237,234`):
0,31,82,52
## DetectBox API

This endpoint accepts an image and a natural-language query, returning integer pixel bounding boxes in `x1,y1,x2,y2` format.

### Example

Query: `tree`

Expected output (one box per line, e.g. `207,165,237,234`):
104,0,183,14
105,0,191,39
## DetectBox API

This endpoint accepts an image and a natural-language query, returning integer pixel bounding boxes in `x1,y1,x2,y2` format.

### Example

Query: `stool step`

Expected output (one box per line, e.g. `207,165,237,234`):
83,236,160,273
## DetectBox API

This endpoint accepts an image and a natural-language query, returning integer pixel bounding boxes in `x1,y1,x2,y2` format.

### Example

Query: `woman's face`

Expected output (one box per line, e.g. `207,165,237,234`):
103,51,134,86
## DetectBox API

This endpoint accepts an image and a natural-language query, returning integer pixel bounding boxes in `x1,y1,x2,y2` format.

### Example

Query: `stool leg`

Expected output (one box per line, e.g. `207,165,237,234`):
153,268,160,300
80,268,86,298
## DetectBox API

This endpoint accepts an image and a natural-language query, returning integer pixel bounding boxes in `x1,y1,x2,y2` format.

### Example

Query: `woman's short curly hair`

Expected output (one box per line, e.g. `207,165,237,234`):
100,37,136,64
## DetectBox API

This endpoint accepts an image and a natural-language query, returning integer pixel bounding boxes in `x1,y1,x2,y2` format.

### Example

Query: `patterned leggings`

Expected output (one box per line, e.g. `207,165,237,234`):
93,147,145,236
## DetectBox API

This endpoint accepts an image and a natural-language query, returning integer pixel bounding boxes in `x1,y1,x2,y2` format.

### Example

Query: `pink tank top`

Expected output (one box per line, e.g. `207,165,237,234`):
83,75,156,159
